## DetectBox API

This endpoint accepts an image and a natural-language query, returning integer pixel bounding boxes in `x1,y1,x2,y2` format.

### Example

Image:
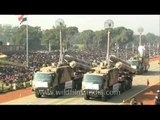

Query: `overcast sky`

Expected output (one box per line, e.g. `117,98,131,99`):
0,15,159,36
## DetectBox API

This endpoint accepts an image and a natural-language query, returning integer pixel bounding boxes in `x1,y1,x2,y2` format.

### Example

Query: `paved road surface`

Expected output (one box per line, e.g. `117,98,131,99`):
2,61,160,105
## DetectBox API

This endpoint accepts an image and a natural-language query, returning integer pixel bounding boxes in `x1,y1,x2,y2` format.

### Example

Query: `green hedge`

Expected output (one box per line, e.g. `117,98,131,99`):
0,59,25,67
0,81,32,94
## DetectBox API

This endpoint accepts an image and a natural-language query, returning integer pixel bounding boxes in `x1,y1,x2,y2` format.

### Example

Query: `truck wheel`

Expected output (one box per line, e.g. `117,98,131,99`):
76,79,82,90
120,83,126,93
101,96,107,101
125,80,132,90
35,92,41,98
84,94,90,100
52,90,59,98
141,68,144,74
101,90,110,101
75,82,81,90
102,95,110,101
128,81,132,89
52,87,59,98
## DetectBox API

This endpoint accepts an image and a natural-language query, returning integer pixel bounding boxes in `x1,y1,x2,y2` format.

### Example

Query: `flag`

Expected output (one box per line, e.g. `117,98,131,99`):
20,17,27,24
18,15,27,24
18,15,24,21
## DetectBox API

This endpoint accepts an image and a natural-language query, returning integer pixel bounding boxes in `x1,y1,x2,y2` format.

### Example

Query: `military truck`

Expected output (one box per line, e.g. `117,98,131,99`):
82,55,136,101
32,55,91,98
127,54,149,74
127,45,150,74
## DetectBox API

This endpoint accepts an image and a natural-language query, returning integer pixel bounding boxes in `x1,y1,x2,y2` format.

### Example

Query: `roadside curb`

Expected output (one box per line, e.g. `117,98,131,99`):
119,56,160,105
119,81,159,105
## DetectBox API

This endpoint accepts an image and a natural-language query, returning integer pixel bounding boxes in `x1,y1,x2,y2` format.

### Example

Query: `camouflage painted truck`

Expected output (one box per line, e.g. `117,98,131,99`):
82,55,136,101
127,55,149,74
127,45,150,75
32,55,91,98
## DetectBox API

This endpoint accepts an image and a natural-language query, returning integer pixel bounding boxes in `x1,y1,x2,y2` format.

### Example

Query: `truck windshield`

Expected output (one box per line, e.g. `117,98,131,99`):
128,61,139,66
33,73,54,82
83,75,104,84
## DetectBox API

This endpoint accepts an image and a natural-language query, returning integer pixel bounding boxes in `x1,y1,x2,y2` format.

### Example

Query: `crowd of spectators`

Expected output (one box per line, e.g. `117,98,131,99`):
0,45,159,85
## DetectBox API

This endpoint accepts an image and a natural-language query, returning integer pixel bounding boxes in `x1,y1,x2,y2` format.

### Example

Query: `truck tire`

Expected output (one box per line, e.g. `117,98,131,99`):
125,79,132,90
102,95,111,101
77,79,82,90
84,94,90,100
101,90,110,101
128,81,132,89
52,91,58,98
35,91,41,98
74,81,82,90
52,87,59,98
101,96,107,101
140,68,144,74
120,82,126,93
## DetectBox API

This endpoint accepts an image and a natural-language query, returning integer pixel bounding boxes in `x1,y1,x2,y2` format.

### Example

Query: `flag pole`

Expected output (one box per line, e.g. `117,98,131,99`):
26,18,29,67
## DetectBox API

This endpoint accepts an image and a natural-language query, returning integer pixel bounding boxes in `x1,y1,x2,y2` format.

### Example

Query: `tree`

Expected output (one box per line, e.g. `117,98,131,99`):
65,27,79,49
111,27,134,48
28,26,42,50
12,25,26,45
79,30,95,49
145,33,160,44
12,25,42,51
0,24,18,45
41,28,58,50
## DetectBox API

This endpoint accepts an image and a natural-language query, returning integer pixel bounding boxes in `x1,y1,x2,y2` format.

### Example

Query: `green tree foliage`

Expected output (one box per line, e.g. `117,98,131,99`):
132,33,160,47
145,33,160,44
79,30,95,49
12,25,42,51
65,27,79,49
0,24,18,45
95,31,103,47
91,27,134,49
1,23,159,52
99,30,107,48
12,25,26,45
111,27,134,48
54,24,67,50
41,28,58,50
28,26,42,50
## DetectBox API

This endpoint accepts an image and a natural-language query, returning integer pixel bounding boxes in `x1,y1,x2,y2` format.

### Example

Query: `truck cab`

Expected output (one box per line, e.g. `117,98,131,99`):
32,65,85,98
127,60,143,74
82,73,105,99
82,67,127,101
32,72,56,98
